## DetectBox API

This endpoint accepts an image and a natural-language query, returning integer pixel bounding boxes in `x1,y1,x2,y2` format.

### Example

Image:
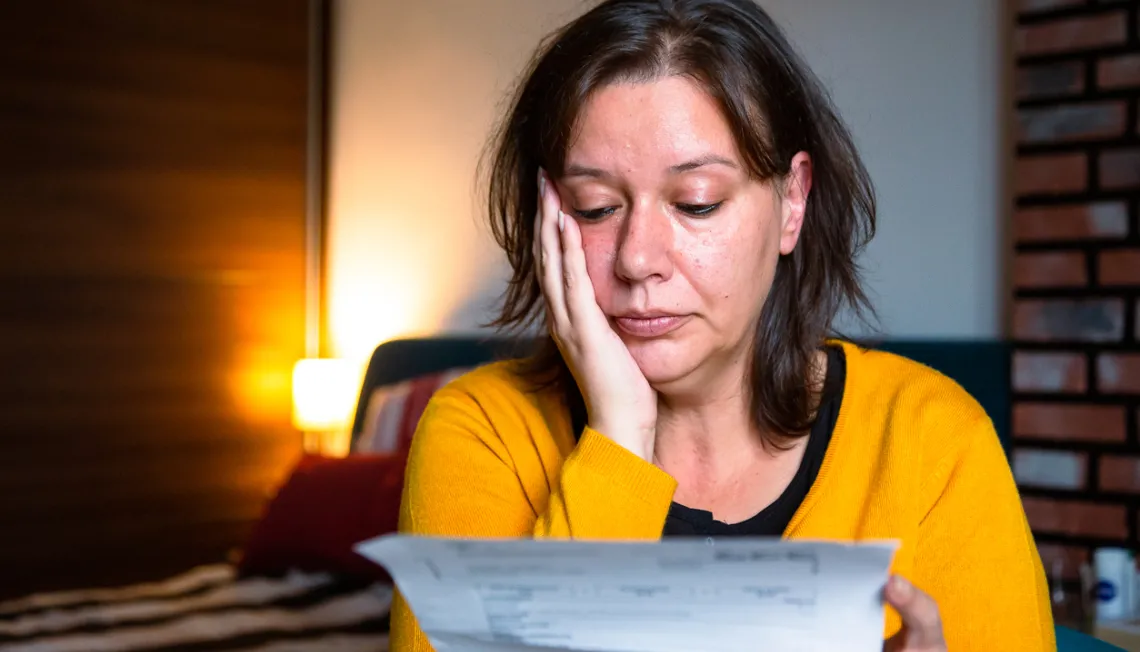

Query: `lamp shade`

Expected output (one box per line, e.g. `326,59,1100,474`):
291,358,357,433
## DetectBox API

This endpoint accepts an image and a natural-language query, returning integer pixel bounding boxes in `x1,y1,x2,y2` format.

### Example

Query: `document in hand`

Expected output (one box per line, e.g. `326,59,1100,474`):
355,534,899,652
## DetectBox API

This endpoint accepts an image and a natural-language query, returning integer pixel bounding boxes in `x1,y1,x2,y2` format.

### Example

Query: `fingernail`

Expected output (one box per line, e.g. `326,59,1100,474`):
538,169,546,195
890,576,912,600
557,210,565,232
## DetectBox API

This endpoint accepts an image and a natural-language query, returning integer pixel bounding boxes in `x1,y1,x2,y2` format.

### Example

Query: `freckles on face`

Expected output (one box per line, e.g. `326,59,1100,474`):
578,231,616,287
683,207,780,333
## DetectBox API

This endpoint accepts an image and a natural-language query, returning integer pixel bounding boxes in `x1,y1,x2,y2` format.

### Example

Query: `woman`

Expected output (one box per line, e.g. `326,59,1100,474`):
392,0,1053,650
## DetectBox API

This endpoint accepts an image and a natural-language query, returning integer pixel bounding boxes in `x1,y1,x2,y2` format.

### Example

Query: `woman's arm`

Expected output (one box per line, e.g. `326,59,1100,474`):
910,416,1056,650
389,383,677,651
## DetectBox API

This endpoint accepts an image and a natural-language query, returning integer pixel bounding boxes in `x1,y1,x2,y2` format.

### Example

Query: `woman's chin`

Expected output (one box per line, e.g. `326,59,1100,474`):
625,338,700,387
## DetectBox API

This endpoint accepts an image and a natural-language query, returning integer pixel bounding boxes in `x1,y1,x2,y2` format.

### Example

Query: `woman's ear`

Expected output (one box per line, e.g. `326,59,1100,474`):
779,151,813,255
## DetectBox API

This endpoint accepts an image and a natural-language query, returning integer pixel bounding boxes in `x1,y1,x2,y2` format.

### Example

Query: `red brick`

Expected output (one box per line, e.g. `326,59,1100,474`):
1014,351,1088,393
1014,448,1087,489
1014,202,1129,242
1016,153,1088,196
1098,354,1140,394
1018,102,1126,144
1100,455,1140,493
1016,13,1128,56
1017,61,1085,99
1100,149,1140,190
1022,496,1127,538
1037,543,1090,580
1013,298,1125,342
1014,402,1127,442
1099,249,1140,286
1098,54,1140,89
1014,251,1088,288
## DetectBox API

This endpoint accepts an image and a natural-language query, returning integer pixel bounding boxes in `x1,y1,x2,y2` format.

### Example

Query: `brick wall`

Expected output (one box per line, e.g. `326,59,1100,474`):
1010,0,1140,580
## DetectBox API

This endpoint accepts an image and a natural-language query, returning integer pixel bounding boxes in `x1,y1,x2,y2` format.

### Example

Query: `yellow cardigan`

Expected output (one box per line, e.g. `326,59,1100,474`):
390,341,1055,651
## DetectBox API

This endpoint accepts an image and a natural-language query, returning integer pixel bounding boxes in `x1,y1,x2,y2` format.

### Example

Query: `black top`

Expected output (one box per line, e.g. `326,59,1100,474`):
568,346,846,538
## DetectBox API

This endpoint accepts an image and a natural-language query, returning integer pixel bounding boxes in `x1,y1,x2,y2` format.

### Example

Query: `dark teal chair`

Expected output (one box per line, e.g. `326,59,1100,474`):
1056,626,1126,650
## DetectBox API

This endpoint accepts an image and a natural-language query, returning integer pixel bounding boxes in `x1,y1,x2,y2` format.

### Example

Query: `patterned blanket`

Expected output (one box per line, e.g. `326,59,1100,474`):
0,565,391,651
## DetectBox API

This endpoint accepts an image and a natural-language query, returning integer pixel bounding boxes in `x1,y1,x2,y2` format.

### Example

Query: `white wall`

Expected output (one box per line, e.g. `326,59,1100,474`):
760,0,1005,340
326,0,1004,363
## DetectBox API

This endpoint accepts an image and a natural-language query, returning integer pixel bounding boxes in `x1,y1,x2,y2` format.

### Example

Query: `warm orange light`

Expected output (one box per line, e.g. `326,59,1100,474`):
291,359,359,455
229,345,294,426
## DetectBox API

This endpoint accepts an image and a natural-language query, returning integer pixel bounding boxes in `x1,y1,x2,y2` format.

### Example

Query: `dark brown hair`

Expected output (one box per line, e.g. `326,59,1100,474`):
481,0,876,442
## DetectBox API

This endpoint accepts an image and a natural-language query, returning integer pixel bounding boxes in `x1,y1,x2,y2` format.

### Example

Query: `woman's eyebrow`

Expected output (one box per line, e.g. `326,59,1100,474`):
562,154,739,180
668,154,738,174
562,164,611,180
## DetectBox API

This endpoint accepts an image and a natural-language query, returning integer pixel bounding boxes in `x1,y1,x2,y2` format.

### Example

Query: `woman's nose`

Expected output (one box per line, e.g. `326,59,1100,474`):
614,203,674,284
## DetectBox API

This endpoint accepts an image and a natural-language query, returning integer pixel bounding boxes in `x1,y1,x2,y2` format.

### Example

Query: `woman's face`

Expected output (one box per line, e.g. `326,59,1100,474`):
556,76,810,393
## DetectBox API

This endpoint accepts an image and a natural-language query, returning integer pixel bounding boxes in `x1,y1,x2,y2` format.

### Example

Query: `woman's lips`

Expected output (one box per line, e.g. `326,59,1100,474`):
613,315,690,338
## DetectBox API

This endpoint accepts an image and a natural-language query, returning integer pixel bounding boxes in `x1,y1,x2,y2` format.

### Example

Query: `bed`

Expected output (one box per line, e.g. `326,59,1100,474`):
0,338,526,652
0,335,1018,651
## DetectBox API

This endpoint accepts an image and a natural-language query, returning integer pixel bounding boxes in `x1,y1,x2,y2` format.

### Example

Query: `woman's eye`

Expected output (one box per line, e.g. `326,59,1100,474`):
676,202,723,217
572,206,617,221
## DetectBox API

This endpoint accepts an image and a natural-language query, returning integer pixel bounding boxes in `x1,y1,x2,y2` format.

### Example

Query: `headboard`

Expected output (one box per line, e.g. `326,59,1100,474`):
349,336,532,440
350,336,1012,456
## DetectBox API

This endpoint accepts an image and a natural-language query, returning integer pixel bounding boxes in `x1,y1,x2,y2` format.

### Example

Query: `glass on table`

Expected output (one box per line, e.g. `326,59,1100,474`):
1050,557,1096,634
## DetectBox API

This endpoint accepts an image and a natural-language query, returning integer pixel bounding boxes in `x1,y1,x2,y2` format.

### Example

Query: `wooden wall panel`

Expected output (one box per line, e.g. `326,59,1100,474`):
0,0,313,597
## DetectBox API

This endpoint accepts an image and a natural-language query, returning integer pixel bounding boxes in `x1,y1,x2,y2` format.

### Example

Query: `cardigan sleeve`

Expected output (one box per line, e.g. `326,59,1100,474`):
909,414,1056,651
388,384,677,652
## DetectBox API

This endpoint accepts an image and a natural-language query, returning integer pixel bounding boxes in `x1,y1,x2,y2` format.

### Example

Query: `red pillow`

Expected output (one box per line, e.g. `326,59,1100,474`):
238,452,406,581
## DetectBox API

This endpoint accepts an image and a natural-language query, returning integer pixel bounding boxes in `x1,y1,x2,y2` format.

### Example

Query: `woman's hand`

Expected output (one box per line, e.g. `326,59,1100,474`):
534,169,658,461
884,575,947,652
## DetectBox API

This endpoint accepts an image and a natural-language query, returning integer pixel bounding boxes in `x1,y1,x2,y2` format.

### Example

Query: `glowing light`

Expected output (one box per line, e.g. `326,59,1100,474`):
229,345,294,426
292,358,359,439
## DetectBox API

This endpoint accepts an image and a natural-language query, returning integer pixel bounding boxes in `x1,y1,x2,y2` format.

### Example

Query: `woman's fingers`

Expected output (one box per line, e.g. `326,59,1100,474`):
883,576,946,651
529,168,659,460
536,169,569,333
558,207,604,329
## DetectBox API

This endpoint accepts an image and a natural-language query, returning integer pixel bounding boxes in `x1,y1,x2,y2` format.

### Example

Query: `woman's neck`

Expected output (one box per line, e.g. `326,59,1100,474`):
651,347,829,483
655,395,762,476
652,358,768,481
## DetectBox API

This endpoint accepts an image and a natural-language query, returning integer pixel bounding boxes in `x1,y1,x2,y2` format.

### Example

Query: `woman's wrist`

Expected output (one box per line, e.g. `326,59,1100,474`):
589,419,656,462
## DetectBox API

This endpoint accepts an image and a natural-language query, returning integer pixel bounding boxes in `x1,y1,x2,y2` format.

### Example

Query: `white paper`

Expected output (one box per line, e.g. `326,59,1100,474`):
355,535,898,652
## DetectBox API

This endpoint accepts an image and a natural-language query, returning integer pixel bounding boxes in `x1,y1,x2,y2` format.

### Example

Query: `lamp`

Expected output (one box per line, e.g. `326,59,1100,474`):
292,358,358,456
